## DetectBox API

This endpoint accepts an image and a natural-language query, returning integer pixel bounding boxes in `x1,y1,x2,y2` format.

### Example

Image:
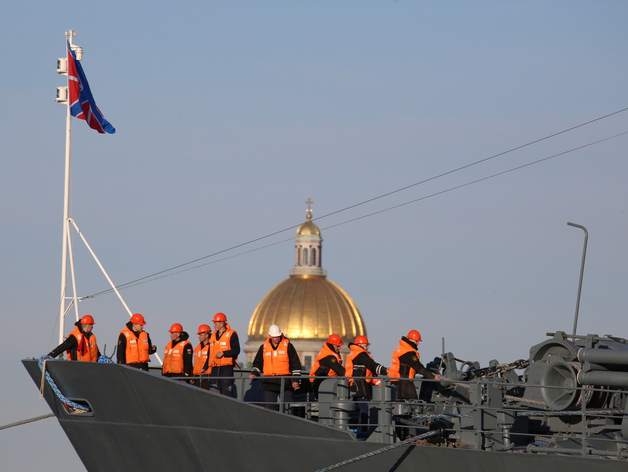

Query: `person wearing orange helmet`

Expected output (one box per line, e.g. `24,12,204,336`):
345,335,388,439
206,313,240,396
249,324,302,411
309,334,346,397
47,315,100,362
190,324,212,389
389,329,441,400
162,323,193,381
117,313,157,371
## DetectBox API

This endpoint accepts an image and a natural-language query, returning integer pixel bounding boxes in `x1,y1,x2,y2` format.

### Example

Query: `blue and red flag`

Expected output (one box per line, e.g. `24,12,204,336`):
67,41,115,134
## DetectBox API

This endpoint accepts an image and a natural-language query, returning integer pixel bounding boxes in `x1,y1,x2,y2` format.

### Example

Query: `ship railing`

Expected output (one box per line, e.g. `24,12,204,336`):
175,372,628,457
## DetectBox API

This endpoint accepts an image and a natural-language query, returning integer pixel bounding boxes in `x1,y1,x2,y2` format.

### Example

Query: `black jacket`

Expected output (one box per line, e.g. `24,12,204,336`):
116,321,156,368
250,337,302,393
48,321,101,360
202,329,241,370
394,336,436,400
311,343,346,396
347,343,387,399
162,332,194,377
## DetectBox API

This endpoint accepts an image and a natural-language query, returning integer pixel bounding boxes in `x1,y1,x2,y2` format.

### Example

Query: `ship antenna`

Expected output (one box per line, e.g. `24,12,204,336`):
567,222,588,337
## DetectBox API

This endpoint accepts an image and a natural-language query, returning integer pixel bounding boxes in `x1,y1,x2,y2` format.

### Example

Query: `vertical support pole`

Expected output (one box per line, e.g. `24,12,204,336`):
58,78,72,345
567,222,588,337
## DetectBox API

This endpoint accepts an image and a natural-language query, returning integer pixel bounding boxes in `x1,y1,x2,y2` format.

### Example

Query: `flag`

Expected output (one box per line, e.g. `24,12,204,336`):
67,41,116,134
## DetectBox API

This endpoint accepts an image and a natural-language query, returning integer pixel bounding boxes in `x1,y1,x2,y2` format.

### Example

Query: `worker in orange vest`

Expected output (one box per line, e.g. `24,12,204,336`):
390,329,441,400
117,313,157,371
309,334,346,397
191,324,212,389
249,324,301,411
345,335,388,439
206,313,240,397
162,323,193,381
47,315,100,362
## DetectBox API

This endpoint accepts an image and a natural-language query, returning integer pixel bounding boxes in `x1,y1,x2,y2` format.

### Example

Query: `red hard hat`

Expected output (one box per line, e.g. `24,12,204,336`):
407,330,422,342
354,335,369,345
130,313,146,325
327,334,344,346
213,312,227,322
80,315,95,325
169,323,183,333
197,324,211,335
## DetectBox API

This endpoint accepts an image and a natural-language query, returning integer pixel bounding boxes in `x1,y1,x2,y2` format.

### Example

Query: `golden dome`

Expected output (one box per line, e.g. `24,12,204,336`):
296,221,321,236
247,274,366,342
296,205,321,236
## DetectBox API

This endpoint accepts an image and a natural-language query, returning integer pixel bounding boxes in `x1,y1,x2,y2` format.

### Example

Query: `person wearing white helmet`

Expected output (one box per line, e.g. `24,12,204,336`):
249,324,302,412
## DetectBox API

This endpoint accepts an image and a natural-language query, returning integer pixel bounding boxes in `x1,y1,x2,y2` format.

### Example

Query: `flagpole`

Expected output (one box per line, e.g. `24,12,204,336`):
57,30,75,345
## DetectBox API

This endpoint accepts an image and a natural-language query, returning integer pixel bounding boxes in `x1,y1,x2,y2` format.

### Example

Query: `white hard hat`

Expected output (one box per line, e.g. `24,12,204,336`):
268,324,282,337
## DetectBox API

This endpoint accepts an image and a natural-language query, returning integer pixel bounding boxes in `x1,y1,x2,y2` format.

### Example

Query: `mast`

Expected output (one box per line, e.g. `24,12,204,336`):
53,33,162,364
56,30,82,344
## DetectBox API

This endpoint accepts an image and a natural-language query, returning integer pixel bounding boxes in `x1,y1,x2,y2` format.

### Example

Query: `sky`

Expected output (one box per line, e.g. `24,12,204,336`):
2,1,628,470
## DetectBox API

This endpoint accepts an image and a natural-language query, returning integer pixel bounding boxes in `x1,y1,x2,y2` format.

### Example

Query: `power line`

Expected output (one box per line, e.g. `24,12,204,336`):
85,127,628,298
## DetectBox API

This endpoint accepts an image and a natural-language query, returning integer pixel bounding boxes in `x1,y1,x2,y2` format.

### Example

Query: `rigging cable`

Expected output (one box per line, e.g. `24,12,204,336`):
84,128,628,298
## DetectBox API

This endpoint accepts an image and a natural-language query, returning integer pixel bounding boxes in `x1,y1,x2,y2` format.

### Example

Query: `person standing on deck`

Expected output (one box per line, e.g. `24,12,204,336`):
117,313,157,371
345,336,388,439
47,315,100,362
162,323,193,381
390,330,441,400
249,324,301,411
206,313,240,397
309,334,346,397
191,324,212,389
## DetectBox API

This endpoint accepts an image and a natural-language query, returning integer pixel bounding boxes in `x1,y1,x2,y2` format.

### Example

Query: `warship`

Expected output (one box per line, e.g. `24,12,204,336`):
29,30,628,472
23,329,628,472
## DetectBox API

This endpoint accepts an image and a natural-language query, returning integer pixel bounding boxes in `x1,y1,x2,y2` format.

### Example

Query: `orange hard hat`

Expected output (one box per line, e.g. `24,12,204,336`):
407,330,422,342
197,324,211,335
130,313,146,325
354,335,369,345
327,334,344,346
80,315,95,325
169,323,183,333
213,312,227,322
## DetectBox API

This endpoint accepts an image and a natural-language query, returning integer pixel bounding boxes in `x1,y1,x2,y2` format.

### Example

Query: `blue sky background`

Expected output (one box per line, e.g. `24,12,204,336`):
2,2,628,470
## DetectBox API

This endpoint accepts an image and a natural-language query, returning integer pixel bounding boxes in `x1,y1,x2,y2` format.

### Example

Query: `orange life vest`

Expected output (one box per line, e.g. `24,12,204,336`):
120,327,150,364
389,339,418,379
262,337,291,376
163,339,192,374
345,344,375,385
209,324,237,367
309,343,343,382
193,342,211,376
66,327,99,362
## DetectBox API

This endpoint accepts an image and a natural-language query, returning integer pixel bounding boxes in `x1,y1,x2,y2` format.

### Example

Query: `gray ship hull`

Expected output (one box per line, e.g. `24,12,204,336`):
23,360,628,472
